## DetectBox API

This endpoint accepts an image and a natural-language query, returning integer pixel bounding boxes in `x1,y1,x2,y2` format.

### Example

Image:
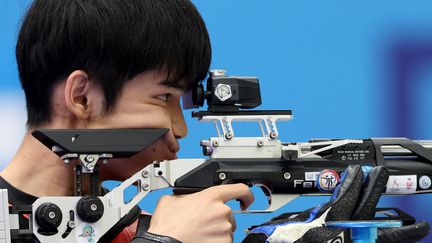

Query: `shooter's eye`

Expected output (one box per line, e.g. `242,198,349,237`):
157,94,170,102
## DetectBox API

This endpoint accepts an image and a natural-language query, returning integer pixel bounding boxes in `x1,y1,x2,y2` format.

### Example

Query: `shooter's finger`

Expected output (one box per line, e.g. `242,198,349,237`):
229,211,237,232
207,183,254,210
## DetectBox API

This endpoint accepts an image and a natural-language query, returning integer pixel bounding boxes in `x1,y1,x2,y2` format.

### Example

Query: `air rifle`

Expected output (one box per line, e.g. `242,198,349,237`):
174,70,432,212
2,70,431,242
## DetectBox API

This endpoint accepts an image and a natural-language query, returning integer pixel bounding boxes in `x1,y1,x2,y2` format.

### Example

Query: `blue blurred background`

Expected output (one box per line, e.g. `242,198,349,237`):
1,0,432,242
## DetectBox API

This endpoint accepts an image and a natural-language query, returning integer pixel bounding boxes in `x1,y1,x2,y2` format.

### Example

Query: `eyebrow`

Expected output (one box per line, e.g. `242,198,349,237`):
161,79,190,91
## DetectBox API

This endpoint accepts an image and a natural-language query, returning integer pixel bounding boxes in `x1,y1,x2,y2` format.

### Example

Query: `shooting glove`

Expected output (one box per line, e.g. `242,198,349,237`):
243,165,430,243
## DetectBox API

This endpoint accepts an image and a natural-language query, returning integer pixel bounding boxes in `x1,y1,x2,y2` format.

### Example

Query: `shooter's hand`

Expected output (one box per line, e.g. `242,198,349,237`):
243,165,430,243
148,183,254,243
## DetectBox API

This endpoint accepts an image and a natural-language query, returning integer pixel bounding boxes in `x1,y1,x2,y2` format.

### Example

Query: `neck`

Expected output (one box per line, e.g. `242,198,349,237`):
0,132,75,197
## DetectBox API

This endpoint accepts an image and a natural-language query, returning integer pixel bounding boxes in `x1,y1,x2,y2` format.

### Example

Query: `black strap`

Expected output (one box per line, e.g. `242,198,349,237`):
132,215,182,243
97,205,141,242
136,214,152,235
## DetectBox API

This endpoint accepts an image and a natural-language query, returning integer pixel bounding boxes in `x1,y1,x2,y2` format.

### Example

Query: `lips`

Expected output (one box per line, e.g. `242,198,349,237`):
163,132,179,159
168,141,180,159
169,139,180,153
169,147,179,159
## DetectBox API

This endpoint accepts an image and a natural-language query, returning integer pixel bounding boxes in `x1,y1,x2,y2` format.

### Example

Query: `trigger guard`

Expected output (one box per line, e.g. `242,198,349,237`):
220,180,274,211
248,182,273,210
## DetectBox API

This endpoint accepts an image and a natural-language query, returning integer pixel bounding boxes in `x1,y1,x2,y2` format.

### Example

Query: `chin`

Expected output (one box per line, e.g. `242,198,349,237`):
165,153,178,160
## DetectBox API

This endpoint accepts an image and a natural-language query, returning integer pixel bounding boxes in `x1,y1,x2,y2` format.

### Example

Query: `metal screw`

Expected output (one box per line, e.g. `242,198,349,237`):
284,172,291,180
68,221,76,229
142,170,149,178
270,132,278,139
87,164,94,170
209,69,227,77
212,140,219,147
225,132,233,140
203,146,213,156
48,212,56,219
90,204,98,211
142,183,150,191
257,140,264,147
85,155,95,163
218,172,227,180
52,145,64,153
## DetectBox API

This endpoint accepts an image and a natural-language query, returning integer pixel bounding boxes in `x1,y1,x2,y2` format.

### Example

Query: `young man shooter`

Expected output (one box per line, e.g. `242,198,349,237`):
2,0,430,242
1,0,253,242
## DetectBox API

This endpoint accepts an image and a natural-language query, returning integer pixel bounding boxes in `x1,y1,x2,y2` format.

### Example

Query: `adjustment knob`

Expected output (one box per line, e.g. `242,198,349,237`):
76,196,104,223
35,203,63,231
193,83,205,107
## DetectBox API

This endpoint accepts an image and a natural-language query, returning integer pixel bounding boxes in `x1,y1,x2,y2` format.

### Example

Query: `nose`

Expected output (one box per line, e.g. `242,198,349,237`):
170,102,188,139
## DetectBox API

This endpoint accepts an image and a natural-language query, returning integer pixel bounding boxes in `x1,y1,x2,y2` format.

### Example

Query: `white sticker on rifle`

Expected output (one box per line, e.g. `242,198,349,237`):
386,175,417,194
305,172,320,181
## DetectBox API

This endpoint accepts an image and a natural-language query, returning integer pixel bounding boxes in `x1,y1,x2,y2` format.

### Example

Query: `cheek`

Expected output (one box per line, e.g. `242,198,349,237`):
100,139,174,180
138,140,167,158
94,107,173,129
135,111,173,130
133,139,171,160
151,110,172,126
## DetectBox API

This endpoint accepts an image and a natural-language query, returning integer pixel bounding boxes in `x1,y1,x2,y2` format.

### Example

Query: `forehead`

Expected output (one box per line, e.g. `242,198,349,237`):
160,68,195,91
161,78,190,91
127,70,187,93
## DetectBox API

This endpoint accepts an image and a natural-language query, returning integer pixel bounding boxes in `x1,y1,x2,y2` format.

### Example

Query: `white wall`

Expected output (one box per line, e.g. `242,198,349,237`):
0,91,26,168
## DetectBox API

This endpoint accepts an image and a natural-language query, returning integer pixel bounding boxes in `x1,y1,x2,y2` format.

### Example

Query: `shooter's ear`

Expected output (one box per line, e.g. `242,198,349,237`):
64,70,95,120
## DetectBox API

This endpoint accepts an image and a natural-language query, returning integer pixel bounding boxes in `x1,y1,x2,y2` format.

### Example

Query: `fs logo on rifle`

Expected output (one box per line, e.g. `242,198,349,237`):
317,169,340,193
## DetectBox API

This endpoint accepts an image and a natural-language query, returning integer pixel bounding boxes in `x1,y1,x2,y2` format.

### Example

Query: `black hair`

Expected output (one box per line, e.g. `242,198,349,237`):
16,0,211,127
